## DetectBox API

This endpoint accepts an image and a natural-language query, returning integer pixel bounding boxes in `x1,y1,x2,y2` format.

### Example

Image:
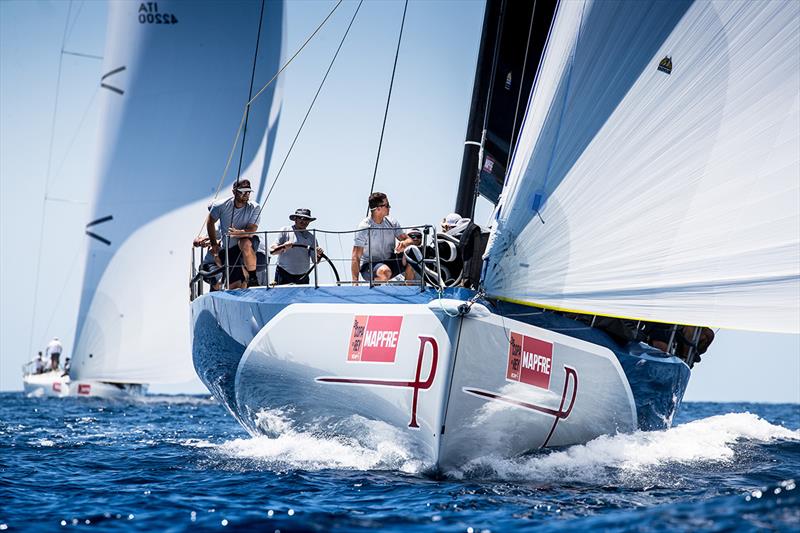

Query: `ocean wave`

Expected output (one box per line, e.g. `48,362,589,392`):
449,412,799,482
129,394,217,406
183,408,428,473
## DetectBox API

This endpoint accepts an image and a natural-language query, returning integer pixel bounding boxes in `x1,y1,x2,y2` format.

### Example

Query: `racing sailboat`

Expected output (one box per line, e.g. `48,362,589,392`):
36,0,285,397
191,0,799,469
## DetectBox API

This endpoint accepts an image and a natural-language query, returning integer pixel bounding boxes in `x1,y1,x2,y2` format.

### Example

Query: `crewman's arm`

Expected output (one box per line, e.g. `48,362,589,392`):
351,246,363,286
206,214,219,255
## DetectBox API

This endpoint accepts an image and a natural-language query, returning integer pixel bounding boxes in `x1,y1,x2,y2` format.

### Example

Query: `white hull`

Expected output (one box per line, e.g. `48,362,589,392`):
23,371,146,398
192,286,688,470
235,301,637,468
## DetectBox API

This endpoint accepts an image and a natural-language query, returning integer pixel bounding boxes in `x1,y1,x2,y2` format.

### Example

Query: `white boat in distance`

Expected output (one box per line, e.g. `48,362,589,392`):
191,0,799,470
23,370,144,398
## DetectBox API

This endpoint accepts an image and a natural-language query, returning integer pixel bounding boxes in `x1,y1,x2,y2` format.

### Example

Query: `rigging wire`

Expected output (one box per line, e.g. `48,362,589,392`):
366,0,409,208
258,0,365,213
507,0,537,170
234,0,267,185
27,0,74,360
198,0,345,238
62,50,103,60
35,243,86,350
50,85,100,189
65,0,85,43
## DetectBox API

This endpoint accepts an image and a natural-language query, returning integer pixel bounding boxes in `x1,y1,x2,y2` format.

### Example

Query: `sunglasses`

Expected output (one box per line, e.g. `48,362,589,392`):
295,217,311,222
409,233,422,240
380,203,391,208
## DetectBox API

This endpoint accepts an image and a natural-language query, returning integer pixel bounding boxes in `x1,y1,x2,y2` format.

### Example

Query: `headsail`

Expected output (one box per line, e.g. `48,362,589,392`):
484,0,800,333
71,1,284,383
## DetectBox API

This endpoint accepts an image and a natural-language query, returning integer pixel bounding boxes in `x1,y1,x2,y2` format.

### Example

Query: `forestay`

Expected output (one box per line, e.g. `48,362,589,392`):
484,0,800,333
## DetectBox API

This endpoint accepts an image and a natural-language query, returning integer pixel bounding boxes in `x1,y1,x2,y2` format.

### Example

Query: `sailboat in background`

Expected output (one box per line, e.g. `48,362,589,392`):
190,0,799,469
28,0,285,397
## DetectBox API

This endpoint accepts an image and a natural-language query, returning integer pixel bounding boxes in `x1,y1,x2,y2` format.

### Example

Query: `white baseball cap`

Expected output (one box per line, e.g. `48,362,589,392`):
442,213,462,227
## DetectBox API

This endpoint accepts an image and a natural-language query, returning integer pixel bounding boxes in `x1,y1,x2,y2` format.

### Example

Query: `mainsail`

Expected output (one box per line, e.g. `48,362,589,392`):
71,1,284,383
484,0,800,334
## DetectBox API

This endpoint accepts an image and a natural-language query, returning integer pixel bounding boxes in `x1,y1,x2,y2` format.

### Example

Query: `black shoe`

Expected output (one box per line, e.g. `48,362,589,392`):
247,275,260,287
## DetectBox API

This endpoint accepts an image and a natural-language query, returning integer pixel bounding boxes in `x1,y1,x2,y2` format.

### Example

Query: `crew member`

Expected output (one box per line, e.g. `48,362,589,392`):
206,179,261,288
270,208,323,285
45,337,63,371
33,351,45,374
351,192,409,284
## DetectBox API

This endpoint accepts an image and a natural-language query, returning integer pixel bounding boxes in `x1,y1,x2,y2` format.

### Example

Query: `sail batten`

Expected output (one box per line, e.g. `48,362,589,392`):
484,0,800,334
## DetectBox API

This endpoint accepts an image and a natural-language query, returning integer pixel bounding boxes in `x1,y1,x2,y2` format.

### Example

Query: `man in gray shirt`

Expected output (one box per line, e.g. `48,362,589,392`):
206,179,261,287
270,208,323,285
351,192,409,284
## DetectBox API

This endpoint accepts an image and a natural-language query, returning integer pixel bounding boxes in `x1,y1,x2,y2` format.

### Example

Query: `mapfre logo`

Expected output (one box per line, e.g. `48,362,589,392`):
506,331,552,389
347,315,403,363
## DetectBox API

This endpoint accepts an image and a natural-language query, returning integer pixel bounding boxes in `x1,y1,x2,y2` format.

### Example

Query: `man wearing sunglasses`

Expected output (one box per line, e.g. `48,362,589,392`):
206,179,261,288
270,208,323,285
351,192,409,285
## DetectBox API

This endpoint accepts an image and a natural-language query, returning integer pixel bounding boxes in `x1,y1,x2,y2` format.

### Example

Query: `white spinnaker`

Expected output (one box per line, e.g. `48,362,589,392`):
484,0,800,333
72,1,284,383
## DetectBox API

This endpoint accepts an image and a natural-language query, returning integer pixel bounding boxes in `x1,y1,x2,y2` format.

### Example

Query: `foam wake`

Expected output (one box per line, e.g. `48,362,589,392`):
184,408,429,473
132,394,217,406
449,412,799,482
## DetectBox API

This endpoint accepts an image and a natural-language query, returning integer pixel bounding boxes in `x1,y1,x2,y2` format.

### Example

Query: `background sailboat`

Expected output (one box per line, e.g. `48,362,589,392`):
66,0,284,395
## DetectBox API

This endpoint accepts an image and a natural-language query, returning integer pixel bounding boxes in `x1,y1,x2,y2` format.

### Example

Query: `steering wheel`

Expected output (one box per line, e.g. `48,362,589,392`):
191,244,342,287
275,243,342,286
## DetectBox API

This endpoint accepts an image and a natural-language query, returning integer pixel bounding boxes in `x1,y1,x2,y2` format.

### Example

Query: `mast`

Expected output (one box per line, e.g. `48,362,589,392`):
455,0,557,219
454,0,503,219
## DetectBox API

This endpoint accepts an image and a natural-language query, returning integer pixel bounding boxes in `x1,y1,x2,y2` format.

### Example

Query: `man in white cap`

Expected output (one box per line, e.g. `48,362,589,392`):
441,212,465,234
270,208,323,285
205,178,261,288
45,337,63,372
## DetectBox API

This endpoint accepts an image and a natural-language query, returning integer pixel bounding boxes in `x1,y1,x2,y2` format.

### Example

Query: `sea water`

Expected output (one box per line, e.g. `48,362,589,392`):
0,393,797,531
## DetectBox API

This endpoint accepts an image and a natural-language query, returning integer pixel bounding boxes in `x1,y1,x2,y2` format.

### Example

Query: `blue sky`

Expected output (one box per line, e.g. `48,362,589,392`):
1,0,797,402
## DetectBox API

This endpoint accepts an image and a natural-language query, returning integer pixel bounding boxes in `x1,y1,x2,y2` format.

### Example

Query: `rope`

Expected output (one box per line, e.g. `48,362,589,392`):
235,0,267,185
259,0,364,215
27,0,74,360
367,0,409,205
198,0,345,238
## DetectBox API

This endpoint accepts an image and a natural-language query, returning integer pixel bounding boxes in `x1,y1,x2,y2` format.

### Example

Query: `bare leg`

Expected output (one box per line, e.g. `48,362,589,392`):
238,238,256,272
404,264,415,284
374,265,393,282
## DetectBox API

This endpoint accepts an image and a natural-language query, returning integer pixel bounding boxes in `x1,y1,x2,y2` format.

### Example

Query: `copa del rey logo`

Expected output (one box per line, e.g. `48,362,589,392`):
506,331,553,389
347,315,403,363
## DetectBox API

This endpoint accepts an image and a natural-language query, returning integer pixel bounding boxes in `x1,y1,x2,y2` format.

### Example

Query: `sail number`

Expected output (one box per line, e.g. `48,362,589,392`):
138,2,178,25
